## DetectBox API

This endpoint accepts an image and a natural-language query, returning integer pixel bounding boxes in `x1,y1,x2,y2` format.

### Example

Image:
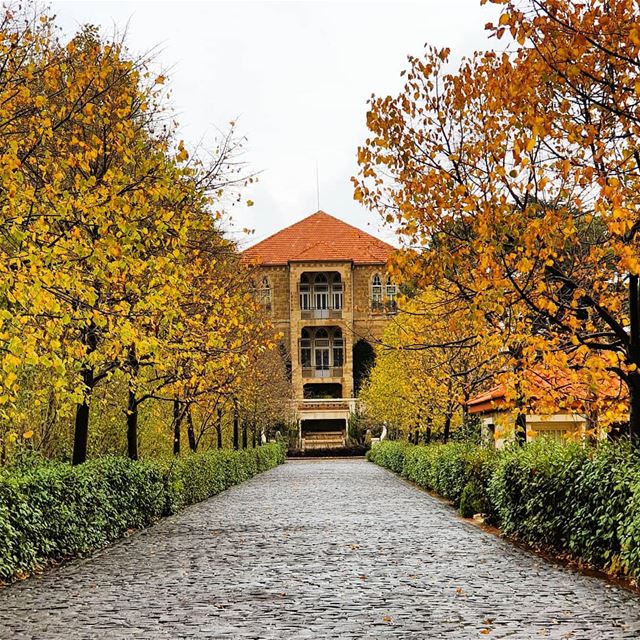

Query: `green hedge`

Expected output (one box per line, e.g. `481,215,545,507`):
0,444,285,582
367,439,640,578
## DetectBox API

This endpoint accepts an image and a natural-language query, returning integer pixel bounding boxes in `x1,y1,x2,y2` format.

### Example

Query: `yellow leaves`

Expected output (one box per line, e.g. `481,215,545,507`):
176,140,189,162
246,199,254,207
525,136,536,153
22,430,33,439
155,75,166,85
4,371,18,389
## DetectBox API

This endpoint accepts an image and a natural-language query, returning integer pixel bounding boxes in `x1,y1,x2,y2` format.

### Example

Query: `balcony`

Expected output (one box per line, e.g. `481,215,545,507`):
302,366,343,379
300,305,342,320
371,299,397,315
299,272,343,319
295,397,358,413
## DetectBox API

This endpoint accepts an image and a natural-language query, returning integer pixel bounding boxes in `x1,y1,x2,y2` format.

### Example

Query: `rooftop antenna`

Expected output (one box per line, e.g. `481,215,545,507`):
316,160,320,211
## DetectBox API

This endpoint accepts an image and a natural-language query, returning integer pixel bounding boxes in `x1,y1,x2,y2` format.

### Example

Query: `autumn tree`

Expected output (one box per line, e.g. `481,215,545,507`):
355,0,640,439
0,5,277,463
360,291,500,442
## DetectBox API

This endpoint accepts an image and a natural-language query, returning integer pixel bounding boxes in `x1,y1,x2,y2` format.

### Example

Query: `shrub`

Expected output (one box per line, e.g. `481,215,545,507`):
0,444,284,582
366,440,409,473
459,480,487,518
368,438,640,578
384,441,497,509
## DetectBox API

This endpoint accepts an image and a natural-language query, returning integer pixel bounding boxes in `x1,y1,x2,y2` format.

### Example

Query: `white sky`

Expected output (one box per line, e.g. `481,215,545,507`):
50,0,501,248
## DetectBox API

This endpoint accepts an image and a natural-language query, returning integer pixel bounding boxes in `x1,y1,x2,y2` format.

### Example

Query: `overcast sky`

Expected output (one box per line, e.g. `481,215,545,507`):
51,0,501,248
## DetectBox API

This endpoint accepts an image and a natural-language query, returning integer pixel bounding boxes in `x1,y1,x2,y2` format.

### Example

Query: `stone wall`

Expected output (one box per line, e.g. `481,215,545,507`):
255,261,395,401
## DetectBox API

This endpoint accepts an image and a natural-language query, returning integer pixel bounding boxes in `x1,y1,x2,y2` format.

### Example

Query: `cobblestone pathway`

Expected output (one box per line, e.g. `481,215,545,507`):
2,459,640,639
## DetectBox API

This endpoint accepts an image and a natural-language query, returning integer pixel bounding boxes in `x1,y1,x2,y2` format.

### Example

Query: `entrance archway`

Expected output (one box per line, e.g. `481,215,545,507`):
353,339,375,394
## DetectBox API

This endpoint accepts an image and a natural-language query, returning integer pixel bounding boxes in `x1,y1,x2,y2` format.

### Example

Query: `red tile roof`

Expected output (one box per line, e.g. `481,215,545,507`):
467,384,509,414
467,369,624,415
242,211,395,266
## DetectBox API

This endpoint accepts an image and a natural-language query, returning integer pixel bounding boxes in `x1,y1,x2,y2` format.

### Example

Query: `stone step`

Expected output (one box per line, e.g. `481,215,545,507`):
304,431,344,439
303,432,345,449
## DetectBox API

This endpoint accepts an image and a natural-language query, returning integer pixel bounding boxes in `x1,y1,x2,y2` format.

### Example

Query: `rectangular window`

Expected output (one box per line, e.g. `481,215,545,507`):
314,348,329,370
301,338,311,367
315,292,328,310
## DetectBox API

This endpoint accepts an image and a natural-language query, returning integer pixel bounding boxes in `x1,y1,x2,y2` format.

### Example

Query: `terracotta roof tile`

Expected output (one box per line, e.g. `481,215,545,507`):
467,369,623,415
242,210,395,266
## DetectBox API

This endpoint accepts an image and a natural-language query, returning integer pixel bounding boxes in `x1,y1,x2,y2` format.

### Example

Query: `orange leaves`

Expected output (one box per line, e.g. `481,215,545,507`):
354,0,640,437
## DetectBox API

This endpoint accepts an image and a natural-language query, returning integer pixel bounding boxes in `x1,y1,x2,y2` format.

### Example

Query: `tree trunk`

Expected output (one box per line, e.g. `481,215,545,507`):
629,373,640,444
72,365,94,465
233,408,239,450
424,425,432,444
173,398,182,455
443,415,451,444
216,408,223,449
242,420,248,449
126,387,138,460
629,275,640,442
126,346,139,460
252,422,257,448
461,396,470,429
513,348,526,446
187,406,197,452
72,324,98,466
515,411,527,446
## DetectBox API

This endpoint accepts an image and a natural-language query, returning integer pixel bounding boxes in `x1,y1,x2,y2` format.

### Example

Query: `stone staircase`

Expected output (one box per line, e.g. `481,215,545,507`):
303,431,346,450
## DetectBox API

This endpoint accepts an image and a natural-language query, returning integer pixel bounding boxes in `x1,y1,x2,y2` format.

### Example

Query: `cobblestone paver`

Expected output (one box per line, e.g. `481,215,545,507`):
2,459,640,639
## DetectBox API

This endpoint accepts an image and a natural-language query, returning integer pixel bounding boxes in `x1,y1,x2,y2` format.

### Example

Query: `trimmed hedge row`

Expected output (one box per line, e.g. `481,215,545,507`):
368,439,640,578
0,444,285,582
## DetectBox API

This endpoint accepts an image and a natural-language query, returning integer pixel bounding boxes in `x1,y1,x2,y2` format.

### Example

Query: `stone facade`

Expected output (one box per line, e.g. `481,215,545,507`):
257,261,394,400
243,211,396,448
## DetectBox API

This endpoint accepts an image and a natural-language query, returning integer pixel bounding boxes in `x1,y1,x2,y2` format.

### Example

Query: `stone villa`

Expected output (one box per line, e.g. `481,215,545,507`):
243,211,396,450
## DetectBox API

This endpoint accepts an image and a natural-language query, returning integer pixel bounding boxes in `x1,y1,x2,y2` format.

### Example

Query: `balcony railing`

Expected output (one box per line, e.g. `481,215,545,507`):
371,299,397,314
300,306,342,320
295,397,358,413
301,366,343,379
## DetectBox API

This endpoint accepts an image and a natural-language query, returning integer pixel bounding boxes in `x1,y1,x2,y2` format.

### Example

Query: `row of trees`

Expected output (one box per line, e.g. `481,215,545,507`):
0,4,290,464
355,0,639,440
360,291,500,442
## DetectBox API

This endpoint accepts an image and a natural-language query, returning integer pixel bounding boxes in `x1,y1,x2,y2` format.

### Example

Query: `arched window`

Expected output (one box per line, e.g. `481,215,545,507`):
300,327,344,375
331,273,343,310
371,273,383,310
332,328,344,367
300,328,311,367
313,273,329,310
385,275,397,311
313,328,330,371
300,274,311,310
259,276,272,311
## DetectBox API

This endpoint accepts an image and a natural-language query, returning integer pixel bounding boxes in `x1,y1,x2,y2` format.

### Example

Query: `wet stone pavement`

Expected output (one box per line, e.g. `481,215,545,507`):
2,459,640,639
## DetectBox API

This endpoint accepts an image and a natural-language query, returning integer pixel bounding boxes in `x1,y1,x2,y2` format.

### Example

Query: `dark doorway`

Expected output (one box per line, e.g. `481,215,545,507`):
353,339,375,394
302,419,345,433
